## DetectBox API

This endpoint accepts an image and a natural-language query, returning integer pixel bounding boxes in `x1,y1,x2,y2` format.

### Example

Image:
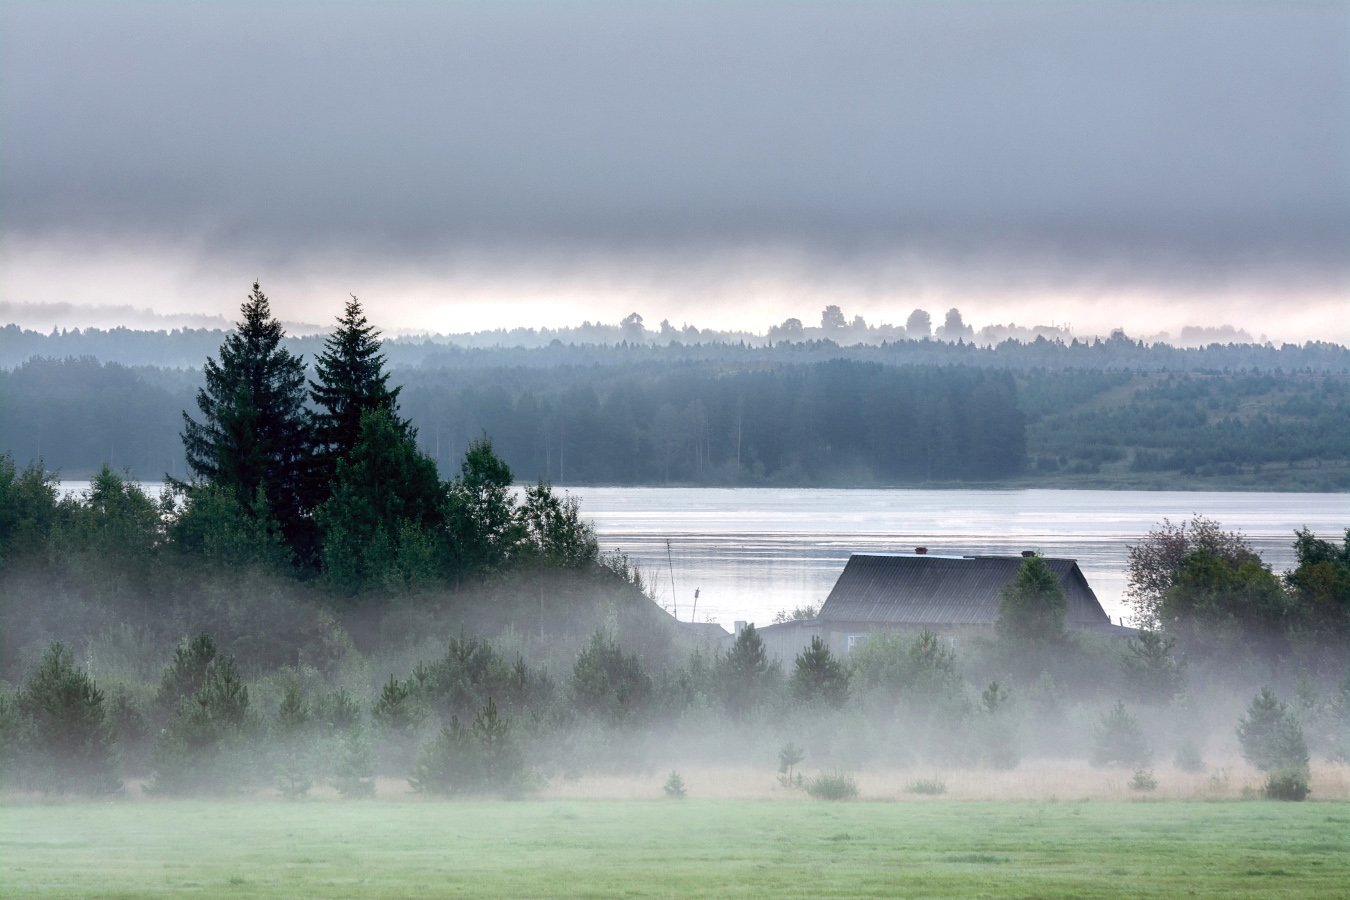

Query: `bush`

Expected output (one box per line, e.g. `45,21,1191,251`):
1091,701,1152,768
1237,687,1309,772
1263,766,1311,801
663,771,686,799
1129,768,1158,792
805,771,859,801
905,777,947,795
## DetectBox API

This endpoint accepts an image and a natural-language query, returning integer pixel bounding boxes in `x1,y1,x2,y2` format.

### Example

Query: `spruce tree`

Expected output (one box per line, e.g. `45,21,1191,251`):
180,282,311,557
309,296,405,486
996,555,1067,644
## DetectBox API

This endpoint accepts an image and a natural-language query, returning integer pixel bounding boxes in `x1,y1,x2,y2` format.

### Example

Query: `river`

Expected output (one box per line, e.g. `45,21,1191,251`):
58,482,1348,629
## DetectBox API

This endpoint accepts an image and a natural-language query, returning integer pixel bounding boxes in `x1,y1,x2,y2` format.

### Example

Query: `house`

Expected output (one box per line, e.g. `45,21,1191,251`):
756,549,1133,662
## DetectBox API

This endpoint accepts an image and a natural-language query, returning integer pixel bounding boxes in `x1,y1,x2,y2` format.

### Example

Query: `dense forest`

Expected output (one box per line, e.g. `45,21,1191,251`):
2,344,1347,489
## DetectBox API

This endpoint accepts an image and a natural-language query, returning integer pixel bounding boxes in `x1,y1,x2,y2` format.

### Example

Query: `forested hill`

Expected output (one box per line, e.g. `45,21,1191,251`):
3,352,1349,490
4,323,1350,374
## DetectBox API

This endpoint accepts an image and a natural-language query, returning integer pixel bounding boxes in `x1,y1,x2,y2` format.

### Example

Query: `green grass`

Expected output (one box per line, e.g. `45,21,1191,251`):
3,799,1349,897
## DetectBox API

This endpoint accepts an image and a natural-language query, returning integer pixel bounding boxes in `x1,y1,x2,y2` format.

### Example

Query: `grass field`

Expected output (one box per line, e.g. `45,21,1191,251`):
5,796,1350,898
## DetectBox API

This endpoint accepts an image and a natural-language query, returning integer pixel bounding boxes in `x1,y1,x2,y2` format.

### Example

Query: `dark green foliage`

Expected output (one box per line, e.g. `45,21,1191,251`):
17,643,121,794
316,407,443,594
407,636,551,724
275,685,311,737
805,771,858,800
169,483,290,572
1091,701,1152,768
518,482,598,568
372,675,426,736
149,650,256,794
157,634,219,713
1125,517,1262,631
308,295,406,497
56,467,163,584
316,688,362,734
1121,630,1186,704
1286,527,1350,642
719,624,776,718
1162,550,1289,652
1263,766,1311,801
1236,687,1309,773
409,697,525,796
789,635,849,705
0,455,61,569
179,282,312,559
571,631,653,724
996,555,1067,644
444,436,521,575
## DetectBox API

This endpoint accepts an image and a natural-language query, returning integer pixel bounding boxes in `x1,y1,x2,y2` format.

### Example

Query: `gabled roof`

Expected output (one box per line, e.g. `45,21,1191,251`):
818,553,1110,627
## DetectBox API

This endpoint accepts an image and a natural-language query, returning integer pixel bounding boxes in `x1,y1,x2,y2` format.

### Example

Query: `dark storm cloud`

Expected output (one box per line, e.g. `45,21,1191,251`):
2,1,1347,280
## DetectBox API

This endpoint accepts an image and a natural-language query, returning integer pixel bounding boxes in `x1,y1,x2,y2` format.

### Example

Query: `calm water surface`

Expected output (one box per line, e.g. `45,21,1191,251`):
567,487,1349,629
60,482,1348,630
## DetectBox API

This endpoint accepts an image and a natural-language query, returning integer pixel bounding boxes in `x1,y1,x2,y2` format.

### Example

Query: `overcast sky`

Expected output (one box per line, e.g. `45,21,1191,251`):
2,1,1346,340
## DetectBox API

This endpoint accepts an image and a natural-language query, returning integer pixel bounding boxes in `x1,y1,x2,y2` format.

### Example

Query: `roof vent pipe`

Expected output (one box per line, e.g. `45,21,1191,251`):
914,547,928,554
1021,550,1036,558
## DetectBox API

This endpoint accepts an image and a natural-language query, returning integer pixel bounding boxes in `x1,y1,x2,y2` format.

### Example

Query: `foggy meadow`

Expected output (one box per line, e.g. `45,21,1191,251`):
4,0,1349,894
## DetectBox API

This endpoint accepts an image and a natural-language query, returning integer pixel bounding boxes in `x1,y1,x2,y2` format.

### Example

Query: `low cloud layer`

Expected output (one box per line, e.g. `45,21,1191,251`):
2,2,1346,337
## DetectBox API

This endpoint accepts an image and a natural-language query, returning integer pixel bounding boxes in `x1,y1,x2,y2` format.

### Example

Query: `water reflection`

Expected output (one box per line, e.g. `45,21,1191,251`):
574,487,1350,628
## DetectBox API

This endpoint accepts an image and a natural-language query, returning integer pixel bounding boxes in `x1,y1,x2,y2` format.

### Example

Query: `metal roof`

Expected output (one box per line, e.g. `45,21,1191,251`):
818,554,1110,626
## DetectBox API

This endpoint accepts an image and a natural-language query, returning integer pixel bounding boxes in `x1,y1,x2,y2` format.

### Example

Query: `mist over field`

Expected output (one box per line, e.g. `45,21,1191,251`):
3,0,1349,895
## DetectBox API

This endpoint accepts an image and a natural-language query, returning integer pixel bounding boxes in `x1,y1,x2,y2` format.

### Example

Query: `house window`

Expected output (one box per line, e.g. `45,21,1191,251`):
846,633,867,652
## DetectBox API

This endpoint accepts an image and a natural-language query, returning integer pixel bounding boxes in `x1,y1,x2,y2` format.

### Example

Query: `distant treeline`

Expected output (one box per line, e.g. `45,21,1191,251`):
4,356,1350,487
5,323,1350,374
0,358,1025,484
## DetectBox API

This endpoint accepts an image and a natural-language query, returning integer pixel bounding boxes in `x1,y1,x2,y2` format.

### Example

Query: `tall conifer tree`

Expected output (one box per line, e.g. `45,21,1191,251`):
180,282,311,555
309,295,405,476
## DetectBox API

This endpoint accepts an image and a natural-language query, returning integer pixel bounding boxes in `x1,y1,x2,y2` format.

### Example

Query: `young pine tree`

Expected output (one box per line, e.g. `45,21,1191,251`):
789,635,849,705
18,643,121,794
180,282,311,560
996,555,1067,644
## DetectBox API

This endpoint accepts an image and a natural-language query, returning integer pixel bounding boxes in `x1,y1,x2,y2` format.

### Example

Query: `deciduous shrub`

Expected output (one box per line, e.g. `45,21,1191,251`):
1263,766,1310,801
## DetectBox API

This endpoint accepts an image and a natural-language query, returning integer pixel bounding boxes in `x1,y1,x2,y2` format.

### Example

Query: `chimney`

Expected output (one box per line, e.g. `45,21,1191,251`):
914,546,928,554
1021,550,1036,558
734,620,747,636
